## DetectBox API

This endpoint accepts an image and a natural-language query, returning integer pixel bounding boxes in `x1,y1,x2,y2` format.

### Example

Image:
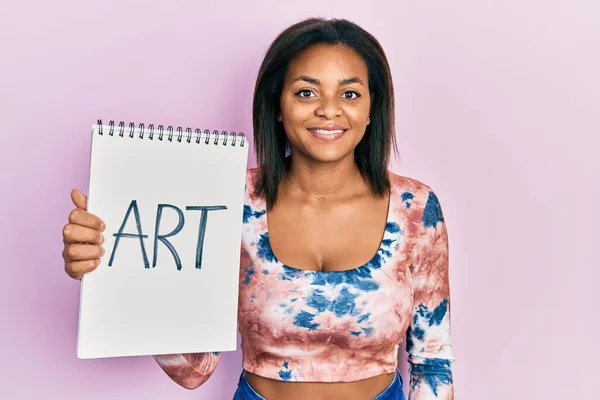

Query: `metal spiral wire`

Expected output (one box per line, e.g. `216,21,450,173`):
96,119,245,147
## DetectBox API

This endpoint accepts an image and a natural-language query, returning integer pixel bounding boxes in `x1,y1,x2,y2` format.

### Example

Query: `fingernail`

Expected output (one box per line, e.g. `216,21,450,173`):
99,234,105,244
100,222,106,231
100,247,105,256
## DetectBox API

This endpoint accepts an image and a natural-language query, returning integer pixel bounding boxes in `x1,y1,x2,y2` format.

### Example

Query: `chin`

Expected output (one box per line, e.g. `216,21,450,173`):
301,147,355,164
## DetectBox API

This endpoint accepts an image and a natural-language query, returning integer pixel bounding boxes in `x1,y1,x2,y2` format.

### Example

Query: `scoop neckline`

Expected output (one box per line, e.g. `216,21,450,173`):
260,187,394,274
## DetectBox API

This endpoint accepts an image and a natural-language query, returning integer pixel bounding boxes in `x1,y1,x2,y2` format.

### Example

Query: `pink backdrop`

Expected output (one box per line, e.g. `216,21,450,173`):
1,1,598,399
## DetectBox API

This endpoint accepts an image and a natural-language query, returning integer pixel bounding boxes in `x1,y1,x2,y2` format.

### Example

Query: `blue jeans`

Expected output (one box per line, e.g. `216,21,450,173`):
233,369,405,400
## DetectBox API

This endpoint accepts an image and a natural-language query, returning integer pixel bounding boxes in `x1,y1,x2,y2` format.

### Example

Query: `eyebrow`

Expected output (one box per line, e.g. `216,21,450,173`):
292,75,365,86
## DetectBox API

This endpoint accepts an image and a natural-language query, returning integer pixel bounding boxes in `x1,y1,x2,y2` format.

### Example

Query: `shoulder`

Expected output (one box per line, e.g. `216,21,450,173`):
388,170,434,205
387,170,445,225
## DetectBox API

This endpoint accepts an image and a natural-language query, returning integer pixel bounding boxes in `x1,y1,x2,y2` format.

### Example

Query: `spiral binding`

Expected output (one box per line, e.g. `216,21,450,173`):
95,119,245,147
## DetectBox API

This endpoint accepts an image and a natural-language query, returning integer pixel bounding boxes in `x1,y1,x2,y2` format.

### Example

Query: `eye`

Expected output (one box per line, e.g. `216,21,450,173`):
295,89,315,98
342,90,361,100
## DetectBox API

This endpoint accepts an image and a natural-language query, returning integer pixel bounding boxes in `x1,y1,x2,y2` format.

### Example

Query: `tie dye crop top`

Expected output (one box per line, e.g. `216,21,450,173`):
153,169,455,399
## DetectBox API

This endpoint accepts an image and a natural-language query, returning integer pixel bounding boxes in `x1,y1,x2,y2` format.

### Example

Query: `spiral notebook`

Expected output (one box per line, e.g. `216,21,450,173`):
77,120,249,359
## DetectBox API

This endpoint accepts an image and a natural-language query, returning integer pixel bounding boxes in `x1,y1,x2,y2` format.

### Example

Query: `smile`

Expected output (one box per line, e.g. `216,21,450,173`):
307,127,348,141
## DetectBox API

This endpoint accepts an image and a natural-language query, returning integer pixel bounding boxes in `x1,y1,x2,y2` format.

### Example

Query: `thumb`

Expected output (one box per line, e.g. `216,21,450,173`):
71,189,88,210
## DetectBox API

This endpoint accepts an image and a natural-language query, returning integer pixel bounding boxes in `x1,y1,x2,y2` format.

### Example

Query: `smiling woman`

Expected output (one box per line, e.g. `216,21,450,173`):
62,17,455,400
252,19,396,211
278,45,372,162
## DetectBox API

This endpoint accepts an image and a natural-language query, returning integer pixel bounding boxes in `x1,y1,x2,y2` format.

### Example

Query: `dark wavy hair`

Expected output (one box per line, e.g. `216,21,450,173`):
253,18,398,209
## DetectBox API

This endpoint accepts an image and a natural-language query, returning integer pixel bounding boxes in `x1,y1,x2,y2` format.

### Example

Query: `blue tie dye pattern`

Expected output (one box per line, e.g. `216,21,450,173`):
293,286,369,331
414,299,448,327
305,288,330,312
357,313,370,323
406,324,425,346
406,300,448,350
280,265,303,281
362,326,374,336
401,191,414,210
278,361,292,380
410,359,453,396
282,222,402,333
330,287,359,317
243,205,266,224
385,221,401,234
293,310,319,330
257,233,277,263
401,191,413,201
422,191,444,228
242,267,256,285
406,298,453,395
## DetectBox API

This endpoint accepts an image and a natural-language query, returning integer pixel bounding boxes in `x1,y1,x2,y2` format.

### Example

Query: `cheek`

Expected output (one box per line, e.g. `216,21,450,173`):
345,107,368,122
339,106,369,131
351,97,372,119
280,102,312,130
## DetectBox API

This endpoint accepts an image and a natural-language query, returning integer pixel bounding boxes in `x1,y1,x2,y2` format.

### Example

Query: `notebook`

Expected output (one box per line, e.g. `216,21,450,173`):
77,120,249,359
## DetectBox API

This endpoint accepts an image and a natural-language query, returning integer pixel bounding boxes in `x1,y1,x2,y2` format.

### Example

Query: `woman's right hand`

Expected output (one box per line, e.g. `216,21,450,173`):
63,189,106,280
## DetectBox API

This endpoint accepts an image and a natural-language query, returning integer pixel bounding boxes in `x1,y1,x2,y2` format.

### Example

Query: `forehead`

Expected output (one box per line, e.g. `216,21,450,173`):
286,44,368,81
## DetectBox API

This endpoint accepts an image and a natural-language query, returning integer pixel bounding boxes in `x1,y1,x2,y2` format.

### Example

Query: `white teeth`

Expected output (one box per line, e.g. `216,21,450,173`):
309,129,345,135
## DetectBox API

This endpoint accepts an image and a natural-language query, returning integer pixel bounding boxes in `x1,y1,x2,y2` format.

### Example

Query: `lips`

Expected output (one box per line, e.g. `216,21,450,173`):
308,128,346,135
307,125,348,135
307,126,348,141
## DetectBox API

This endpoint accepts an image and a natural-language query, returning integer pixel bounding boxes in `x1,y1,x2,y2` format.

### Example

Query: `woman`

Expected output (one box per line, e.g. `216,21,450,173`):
62,18,455,400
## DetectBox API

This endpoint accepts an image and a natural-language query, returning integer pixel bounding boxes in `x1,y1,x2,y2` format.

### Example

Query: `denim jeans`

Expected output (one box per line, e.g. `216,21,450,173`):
232,369,405,400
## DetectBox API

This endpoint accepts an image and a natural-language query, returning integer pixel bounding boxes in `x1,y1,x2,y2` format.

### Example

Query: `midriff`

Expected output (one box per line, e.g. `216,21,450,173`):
245,370,396,400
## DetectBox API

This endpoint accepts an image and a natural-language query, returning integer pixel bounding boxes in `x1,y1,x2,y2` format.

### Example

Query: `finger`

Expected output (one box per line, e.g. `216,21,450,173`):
63,243,105,262
71,189,88,210
65,259,101,280
63,224,105,245
68,208,106,232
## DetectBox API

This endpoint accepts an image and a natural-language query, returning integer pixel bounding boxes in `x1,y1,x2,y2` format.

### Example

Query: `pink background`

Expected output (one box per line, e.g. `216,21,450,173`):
1,1,598,399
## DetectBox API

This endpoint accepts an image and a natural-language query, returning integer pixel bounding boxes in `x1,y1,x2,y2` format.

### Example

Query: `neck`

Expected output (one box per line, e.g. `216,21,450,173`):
284,152,363,197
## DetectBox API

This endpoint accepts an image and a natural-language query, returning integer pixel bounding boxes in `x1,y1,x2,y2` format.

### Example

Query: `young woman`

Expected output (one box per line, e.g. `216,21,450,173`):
62,18,455,400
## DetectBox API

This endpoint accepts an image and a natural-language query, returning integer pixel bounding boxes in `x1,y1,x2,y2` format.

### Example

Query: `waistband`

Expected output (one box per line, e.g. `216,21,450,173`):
233,369,405,400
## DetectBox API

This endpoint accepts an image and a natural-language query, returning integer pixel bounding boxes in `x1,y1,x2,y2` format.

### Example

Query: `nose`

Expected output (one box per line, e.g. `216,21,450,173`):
315,95,342,119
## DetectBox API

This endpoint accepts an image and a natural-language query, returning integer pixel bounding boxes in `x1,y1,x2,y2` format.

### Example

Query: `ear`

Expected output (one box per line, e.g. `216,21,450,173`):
276,113,282,122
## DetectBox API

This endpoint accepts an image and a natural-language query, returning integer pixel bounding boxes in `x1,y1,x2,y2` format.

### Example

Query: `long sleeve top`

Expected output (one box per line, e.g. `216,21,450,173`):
153,169,455,399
